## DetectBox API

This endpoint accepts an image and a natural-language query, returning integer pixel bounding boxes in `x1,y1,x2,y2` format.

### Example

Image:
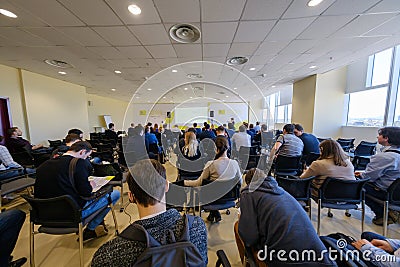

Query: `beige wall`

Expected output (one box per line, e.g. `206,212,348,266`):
87,94,129,132
21,70,89,144
292,75,316,132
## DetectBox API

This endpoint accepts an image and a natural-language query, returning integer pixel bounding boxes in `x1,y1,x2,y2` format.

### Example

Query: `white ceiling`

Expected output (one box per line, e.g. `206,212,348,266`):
0,0,400,103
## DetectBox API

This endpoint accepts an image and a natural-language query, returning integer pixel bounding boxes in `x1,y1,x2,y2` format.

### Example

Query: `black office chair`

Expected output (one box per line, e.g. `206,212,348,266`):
274,155,302,177
352,141,377,170
365,179,400,236
312,177,369,235
336,138,355,152
304,152,320,167
23,191,119,267
238,146,259,171
48,139,63,149
215,250,232,267
11,150,35,168
276,175,314,218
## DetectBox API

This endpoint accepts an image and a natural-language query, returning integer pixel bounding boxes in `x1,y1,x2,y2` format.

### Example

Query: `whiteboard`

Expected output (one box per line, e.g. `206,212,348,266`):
174,107,208,124
103,115,112,127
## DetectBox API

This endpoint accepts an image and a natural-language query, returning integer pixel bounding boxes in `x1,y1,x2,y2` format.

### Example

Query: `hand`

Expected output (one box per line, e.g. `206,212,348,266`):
370,239,394,253
355,172,361,177
351,239,371,250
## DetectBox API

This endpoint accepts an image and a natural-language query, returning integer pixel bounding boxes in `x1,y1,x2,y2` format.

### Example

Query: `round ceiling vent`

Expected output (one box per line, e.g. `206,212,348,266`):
226,56,248,66
44,59,73,69
169,24,201,43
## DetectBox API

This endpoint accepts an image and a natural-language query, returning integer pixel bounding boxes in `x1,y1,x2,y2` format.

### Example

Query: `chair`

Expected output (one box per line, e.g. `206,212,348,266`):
238,146,259,171
11,150,35,168
48,139,63,149
23,191,119,267
215,250,231,267
336,138,355,152
317,137,331,143
352,141,377,170
365,179,400,236
274,155,302,177
312,177,369,235
276,175,314,218
304,152,320,167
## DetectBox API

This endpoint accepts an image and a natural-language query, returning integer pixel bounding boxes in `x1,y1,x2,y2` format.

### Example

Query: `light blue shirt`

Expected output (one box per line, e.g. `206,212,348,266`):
361,238,400,267
361,146,400,190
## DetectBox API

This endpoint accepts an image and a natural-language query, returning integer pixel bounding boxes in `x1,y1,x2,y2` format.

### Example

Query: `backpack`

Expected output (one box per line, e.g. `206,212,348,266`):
119,214,205,267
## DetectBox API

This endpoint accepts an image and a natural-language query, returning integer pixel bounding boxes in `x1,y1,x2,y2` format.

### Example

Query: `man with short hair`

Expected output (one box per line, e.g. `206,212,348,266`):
193,122,202,137
35,141,120,240
68,128,84,139
91,159,208,266
104,123,118,141
198,124,216,141
293,124,320,156
6,127,43,153
51,133,81,158
254,124,274,149
269,124,303,160
357,127,400,225
231,125,251,152
0,135,26,181
253,121,261,133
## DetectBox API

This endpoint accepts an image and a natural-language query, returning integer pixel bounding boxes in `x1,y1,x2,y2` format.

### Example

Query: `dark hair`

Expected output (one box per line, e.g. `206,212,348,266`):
294,124,304,132
8,127,18,136
0,135,3,142
65,133,81,144
239,125,246,132
244,168,266,185
186,127,196,134
256,122,260,125
68,141,92,152
108,123,114,129
204,124,210,130
283,124,295,133
127,159,167,207
249,124,254,129
216,126,225,133
378,127,400,145
145,126,150,133
214,136,229,160
193,122,198,127
319,140,348,167
68,128,83,136
147,122,152,127
261,124,268,131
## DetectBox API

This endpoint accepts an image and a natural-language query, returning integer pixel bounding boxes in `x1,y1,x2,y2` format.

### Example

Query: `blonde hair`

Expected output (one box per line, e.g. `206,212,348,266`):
183,132,198,158
319,139,348,167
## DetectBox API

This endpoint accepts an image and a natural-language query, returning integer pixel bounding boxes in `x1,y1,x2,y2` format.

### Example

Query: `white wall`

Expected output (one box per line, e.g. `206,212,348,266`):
21,70,89,144
292,75,317,132
341,126,379,145
346,57,369,93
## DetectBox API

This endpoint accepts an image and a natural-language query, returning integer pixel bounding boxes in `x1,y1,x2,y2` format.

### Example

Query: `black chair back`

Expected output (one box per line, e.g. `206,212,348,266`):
147,143,159,154
23,195,81,228
48,140,63,148
354,142,376,157
388,178,400,204
276,175,314,201
305,152,320,166
274,155,302,175
336,139,353,152
87,139,99,148
238,146,259,170
97,143,114,152
11,150,35,167
320,177,369,204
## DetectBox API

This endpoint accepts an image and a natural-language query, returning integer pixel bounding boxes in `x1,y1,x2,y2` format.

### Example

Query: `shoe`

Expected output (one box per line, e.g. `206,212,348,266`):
206,213,214,222
99,220,108,233
95,225,108,237
214,215,222,223
389,210,399,223
9,257,27,267
82,228,97,241
372,216,394,226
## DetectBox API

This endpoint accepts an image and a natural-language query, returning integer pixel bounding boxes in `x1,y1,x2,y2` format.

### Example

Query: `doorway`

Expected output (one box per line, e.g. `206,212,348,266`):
0,98,12,145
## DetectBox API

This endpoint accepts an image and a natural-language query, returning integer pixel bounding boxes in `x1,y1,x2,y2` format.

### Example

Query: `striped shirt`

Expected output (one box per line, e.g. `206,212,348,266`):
276,133,304,157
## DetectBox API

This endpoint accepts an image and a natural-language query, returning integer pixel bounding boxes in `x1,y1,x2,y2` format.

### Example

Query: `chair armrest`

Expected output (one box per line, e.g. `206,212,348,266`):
0,168,26,185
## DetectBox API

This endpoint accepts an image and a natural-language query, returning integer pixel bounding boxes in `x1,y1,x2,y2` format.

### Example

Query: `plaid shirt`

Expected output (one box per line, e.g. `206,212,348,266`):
0,145,22,170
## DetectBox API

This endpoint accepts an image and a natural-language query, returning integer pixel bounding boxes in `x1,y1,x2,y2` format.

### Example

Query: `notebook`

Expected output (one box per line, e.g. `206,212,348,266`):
88,176,114,192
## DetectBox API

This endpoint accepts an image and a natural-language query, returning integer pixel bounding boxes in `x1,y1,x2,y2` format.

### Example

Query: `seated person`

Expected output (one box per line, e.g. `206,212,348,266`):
104,123,118,142
6,127,43,153
144,126,159,153
178,131,203,178
51,133,81,158
300,139,355,196
269,124,303,161
294,124,320,157
356,127,400,226
236,168,336,266
198,124,216,141
68,128,84,139
34,141,120,241
184,137,242,222
231,125,251,153
254,124,274,149
351,231,400,266
0,209,27,267
91,159,208,266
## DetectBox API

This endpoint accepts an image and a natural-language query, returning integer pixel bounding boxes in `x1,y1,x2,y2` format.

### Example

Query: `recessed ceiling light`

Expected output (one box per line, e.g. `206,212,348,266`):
184,87,188,90
111,88,116,91
114,70,122,74
307,0,324,7
0,9,17,18
163,96,166,99
189,97,193,99
249,67,256,71
233,87,237,90
135,96,140,99
128,4,141,15
272,85,276,88
147,88,152,91
58,71,66,75
309,65,317,69
226,56,248,66
225,95,229,98
172,69,178,73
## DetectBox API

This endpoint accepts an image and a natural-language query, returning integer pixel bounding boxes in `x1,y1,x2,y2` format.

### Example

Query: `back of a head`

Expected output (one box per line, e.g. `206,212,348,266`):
245,168,266,185
108,123,114,129
68,140,92,152
294,124,304,132
204,124,210,130
239,125,246,132
214,136,229,160
193,122,198,128
186,127,196,134
283,124,295,133
127,159,166,207
133,125,144,136
319,139,348,166
68,128,83,136
65,133,81,144
216,125,225,134
379,126,400,145
261,124,268,132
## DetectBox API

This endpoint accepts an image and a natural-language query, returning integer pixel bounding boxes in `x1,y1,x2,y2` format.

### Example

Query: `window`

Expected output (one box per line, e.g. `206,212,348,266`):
347,87,387,127
276,105,285,123
393,79,400,126
368,48,393,87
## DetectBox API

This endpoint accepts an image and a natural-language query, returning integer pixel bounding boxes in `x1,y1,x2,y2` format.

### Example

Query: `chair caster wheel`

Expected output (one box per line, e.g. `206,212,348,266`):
327,212,333,218
345,212,351,217
226,210,230,215
119,207,124,212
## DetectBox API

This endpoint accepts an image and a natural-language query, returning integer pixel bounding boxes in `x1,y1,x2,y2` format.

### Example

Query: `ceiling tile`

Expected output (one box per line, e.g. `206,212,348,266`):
65,46,103,60
255,40,290,55
155,58,180,68
242,0,291,20
203,57,226,64
105,0,161,24
0,28,52,46
234,21,276,42
87,46,125,59
298,15,356,39
323,0,381,15
145,45,177,58
92,26,140,46
58,0,122,26
131,58,159,68
203,44,230,58
364,15,400,36
173,44,202,58
280,40,319,54
202,22,238,43
11,0,84,26
108,59,138,68
57,27,109,46
266,17,316,41
23,27,80,46
0,1,47,27
367,0,400,13
201,0,245,22
154,0,200,23
248,55,275,65
228,42,259,57
117,46,152,59
282,0,336,19
129,24,170,45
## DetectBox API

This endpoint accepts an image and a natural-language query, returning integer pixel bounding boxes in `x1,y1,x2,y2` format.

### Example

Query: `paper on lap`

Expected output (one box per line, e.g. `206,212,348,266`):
88,176,114,192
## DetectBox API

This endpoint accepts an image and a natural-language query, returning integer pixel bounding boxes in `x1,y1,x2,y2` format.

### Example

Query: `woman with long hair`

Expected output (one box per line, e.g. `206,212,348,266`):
300,139,355,193
182,131,200,160
185,136,242,222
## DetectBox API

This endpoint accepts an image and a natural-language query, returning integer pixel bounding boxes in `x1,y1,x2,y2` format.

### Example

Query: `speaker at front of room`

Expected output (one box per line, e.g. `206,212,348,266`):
167,112,171,118
209,110,214,117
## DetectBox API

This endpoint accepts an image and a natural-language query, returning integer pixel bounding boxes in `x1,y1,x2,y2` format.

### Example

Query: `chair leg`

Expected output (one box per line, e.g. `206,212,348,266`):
308,199,312,220
30,222,35,267
110,203,119,235
317,199,321,235
361,200,365,233
78,223,84,267
383,201,389,236
119,183,124,212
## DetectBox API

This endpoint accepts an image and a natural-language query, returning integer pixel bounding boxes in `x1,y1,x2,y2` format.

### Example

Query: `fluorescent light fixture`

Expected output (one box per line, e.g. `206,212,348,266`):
307,0,324,7
147,88,152,91
58,71,67,75
128,4,141,15
172,69,178,73
249,67,256,71
0,9,17,18
111,88,116,91
309,65,317,69
114,70,122,74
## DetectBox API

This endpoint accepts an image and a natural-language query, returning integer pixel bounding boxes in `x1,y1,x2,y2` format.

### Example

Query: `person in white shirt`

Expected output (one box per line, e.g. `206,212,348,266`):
231,125,251,153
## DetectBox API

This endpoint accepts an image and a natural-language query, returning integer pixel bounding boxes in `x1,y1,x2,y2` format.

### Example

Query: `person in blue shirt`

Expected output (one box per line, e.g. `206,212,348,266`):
144,126,159,153
356,127,400,225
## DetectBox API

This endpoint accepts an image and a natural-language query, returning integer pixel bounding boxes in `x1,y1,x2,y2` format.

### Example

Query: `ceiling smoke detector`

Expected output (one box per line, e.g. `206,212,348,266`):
226,56,248,66
169,24,201,43
44,59,73,69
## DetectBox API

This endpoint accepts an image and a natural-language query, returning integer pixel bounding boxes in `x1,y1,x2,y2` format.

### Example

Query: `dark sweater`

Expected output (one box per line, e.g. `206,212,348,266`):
91,209,208,266
239,177,336,266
